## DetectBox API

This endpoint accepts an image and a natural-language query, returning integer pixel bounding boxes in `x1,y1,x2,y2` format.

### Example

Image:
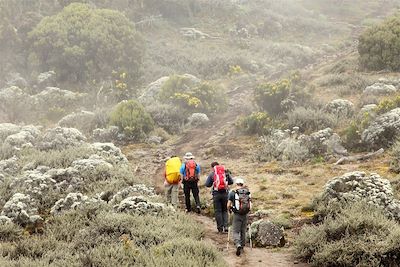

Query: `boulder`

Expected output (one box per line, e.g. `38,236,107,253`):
250,220,285,247
361,108,400,148
321,171,400,220
364,82,397,95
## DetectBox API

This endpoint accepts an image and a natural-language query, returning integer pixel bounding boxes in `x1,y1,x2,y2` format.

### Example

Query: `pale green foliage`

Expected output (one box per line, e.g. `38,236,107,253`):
237,112,272,135
286,107,337,133
359,14,400,71
29,3,144,83
159,75,227,115
390,140,400,173
110,100,154,139
295,201,400,267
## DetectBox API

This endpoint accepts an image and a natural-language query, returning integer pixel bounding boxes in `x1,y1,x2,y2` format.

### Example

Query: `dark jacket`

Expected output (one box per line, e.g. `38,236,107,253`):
205,169,234,194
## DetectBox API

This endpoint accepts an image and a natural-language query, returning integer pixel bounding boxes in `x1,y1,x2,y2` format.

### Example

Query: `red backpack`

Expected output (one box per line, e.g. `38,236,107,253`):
213,165,228,191
185,160,198,181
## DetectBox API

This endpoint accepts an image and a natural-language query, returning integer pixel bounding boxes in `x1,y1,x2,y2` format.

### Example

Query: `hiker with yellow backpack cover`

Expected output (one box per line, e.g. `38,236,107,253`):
164,155,182,208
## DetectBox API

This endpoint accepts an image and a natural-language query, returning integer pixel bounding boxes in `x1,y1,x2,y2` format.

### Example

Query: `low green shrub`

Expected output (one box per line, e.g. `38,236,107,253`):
236,112,272,135
375,94,400,115
110,100,155,140
295,201,400,267
390,140,400,173
158,75,227,115
0,223,23,242
286,107,336,133
254,79,291,116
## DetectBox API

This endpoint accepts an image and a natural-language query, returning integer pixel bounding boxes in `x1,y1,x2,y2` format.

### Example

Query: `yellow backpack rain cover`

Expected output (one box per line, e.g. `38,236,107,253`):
165,157,182,184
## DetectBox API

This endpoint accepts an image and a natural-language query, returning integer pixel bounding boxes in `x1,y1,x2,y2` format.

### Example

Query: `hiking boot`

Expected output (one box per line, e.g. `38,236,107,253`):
217,228,223,233
223,227,229,233
236,245,242,256
196,206,201,214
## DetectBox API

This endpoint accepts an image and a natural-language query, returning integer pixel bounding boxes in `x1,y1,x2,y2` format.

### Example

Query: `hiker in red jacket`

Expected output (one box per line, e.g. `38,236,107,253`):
205,161,234,233
180,152,201,213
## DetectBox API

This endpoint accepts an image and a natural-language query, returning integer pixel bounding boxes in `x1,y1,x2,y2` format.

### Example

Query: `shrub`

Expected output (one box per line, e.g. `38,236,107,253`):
146,103,186,134
375,94,400,115
29,3,145,84
359,14,400,71
286,107,337,133
236,112,272,135
254,79,291,116
295,201,400,267
110,100,154,140
158,75,227,115
390,140,400,173
0,223,23,242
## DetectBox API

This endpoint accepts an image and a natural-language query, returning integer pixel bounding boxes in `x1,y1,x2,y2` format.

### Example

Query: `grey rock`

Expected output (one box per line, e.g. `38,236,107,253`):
250,220,285,247
361,108,400,148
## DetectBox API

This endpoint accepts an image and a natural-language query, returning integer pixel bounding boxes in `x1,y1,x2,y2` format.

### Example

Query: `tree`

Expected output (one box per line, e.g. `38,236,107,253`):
358,14,400,71
29,3,145,84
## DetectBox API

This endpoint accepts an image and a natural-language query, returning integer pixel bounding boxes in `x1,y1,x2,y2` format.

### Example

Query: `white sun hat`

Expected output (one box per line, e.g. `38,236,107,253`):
235,177,245,184
183,152,195,159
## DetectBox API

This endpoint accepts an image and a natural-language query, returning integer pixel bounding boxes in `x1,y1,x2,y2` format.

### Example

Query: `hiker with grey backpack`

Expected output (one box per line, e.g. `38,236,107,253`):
227,177,252,256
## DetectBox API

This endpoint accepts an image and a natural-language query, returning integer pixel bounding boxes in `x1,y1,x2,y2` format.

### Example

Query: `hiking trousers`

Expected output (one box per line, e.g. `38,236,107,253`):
213,191,229,231
165,183,179,208
232,213,248,248
183,181,200,211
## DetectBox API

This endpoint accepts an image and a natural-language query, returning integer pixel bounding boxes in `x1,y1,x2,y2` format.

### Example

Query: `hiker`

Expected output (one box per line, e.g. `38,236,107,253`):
164,155,182,208
180,152,201,213
205,162,233,233
227,177,252,256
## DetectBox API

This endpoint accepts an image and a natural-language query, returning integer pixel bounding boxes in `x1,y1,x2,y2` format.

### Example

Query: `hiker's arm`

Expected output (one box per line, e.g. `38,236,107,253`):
227,174,234,185
196,164,201,174
179,164,185,180
205,173,213,187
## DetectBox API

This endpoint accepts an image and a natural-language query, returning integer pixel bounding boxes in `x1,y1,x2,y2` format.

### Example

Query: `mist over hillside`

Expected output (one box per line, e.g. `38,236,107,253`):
2,1,400,266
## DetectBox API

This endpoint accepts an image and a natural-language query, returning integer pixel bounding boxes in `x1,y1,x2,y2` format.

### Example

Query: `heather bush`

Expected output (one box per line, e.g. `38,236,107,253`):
237,112,272,135
146,103,186,134
110,100,154,140
286,107,337,133
390,140,400,173
0,223,23,242
158,75,227,115
254,79,291,116
359,13,400,71
29,3,145,84
295,201,400,267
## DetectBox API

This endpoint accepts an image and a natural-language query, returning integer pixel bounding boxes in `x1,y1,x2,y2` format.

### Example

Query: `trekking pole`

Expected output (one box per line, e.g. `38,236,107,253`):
249,224,253,250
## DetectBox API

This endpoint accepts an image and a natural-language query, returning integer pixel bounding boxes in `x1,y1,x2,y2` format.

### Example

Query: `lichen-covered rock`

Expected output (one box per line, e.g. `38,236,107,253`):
361,108,400,148
250,220,285,247
114,196,173,215
325,99,354,117
91,142,128,164
93,126,119,142
110,185,156,205
37,71,56,88
321,171,400,220
187,113,209,126
50,193,97,215
58,111,96,134
38,127,86,150
364,82,397,95
1,193,40,225
138,76,169,104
